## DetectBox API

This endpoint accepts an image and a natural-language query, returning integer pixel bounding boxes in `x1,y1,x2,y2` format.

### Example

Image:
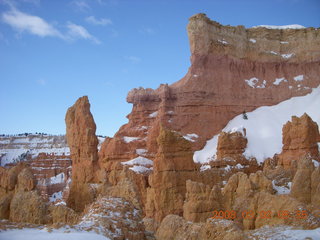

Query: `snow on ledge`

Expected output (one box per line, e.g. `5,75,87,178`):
121,156,153,166
294,75,304,81
245,77,266,88
123,136,140,143
273,77,288,86
149,111,158,118
252,24,305,29
183,133,199,142
129,165,153,174
193,85,320,164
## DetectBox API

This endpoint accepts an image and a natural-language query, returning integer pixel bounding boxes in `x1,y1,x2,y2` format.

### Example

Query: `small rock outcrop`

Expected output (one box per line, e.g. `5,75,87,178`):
278,113,320,169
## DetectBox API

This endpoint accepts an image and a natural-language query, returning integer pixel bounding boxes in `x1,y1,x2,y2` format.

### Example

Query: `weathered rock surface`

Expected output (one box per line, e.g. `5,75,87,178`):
65,96,99,212
156,214,246,240
9,191,48,224
278,113,320,169
145,127,221,223
50,204,79,225
183,180,222,222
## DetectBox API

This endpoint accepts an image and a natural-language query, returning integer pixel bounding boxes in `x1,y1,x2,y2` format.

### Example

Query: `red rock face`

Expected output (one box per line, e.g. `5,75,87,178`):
95,14,320,222
99,14,320,171
278,113,320,169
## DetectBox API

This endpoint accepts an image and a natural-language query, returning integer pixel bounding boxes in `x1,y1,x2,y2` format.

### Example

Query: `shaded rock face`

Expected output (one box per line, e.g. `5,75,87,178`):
278,113,320,169
183,180,222,222
65,96,99,212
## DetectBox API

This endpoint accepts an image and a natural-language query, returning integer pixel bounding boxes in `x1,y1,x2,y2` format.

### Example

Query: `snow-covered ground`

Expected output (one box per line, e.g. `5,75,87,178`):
194,85,320,164
248,226,320,240
0,227,110,240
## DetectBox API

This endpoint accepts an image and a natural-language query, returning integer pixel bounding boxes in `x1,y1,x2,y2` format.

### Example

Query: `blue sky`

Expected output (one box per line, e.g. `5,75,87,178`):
1,0,319,137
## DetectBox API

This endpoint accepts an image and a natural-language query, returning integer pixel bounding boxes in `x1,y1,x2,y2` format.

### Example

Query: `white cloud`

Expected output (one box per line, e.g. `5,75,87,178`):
85,16,112,26
71,0,90,12
2,9,63,38
2,8,101,44
66,22,100,44
124,56,141,64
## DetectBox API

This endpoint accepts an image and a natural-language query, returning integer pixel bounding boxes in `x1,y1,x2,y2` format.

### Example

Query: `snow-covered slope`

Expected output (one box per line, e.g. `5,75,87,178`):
194,86,320,164
0,134,69,166
0,134,106,167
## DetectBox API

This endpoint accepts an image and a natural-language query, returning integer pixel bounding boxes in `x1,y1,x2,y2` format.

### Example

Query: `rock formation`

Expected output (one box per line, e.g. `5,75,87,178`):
278,113,320,169
65,96,99,212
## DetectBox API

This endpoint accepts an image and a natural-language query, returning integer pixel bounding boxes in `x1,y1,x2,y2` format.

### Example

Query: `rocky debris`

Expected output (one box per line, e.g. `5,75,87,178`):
9,190,48,224
156,214,246,240
278,113,320,169
183,180,222,222
65,96,99,212
76,196,146,240
49,204,79,226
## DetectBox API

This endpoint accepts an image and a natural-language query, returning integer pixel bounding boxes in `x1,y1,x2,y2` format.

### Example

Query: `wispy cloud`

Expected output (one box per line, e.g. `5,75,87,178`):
67,22,100,44
124,56,141,64
37,79,46,86
139,27,155,35
2,9,63,38
21,0,41,5
71,0,90,12
85,16,112,26
2,8,101,44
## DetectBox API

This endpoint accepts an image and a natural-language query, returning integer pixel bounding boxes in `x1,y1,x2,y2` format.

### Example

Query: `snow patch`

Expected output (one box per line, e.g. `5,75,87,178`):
294,75,304,81
123,136,140,143
129,165,153,174
249,38,256,43
49,191,63,202
149,111,158,118
313,159,319,168
200,165,211,172
280,41,289,44
272,180,291,195
252,24,305,29
218,39,228,44
193,85,320,164
121,156,153,166
136,149,147,155
183,133,199,142
0,228,109,240
273,77,288,85
245,77,266,88
281,53,294,59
